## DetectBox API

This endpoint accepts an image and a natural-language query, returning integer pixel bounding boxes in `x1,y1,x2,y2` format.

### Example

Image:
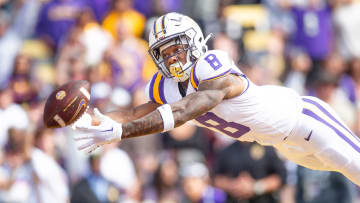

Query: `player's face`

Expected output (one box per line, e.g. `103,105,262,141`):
161,44,188,70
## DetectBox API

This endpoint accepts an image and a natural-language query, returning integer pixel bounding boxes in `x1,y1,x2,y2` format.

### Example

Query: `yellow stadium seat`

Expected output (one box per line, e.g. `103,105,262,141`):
243,30,271,52
224,4,268,28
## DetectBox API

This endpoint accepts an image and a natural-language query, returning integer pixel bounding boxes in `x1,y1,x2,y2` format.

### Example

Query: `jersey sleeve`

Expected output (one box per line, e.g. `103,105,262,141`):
145,81,151,102
190,50,237,89
144,72,167,104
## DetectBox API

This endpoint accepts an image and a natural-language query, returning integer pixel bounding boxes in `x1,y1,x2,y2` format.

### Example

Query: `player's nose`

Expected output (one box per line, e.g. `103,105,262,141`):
168,55,178,65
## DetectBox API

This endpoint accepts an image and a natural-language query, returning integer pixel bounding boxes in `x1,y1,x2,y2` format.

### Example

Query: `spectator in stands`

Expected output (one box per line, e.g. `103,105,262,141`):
214,142,286,203
86,0,111,23
143,151,182,203
181,162,226,203
0,127,69,203
99,143,139,202
296,166,356,203
105,18,155,92
284,49,312,95
332,0,360,60
290,0,333,84
311,70,356,130
0,88,29,148
162,123,213,160
102,0,146,40
71,153,119,203
35,0,88,50
348,58,360,134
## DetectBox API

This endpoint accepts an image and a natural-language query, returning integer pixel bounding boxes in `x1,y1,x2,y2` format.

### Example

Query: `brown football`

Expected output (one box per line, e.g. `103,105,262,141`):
43,80,91,128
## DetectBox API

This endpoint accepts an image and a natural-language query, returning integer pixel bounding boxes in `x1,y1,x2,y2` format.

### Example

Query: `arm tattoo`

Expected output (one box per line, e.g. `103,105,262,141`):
122,110,164,139
121,75,241,139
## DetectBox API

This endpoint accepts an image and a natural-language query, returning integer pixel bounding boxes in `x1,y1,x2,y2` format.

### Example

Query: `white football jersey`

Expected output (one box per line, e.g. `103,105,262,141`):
145,50,303,146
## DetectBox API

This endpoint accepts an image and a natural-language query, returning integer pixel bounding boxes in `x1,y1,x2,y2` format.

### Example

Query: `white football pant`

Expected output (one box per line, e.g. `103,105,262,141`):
274,96,360,186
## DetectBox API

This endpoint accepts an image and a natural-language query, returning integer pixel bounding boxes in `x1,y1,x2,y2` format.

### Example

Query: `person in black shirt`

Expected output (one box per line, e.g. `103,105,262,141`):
214,141,286,203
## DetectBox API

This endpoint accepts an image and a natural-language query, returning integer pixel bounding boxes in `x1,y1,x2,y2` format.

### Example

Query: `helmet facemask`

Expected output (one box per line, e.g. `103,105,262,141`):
149,28,201,82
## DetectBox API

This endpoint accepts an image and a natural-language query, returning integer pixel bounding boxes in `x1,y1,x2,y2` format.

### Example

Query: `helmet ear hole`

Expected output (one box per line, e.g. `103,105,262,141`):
202,45,207,53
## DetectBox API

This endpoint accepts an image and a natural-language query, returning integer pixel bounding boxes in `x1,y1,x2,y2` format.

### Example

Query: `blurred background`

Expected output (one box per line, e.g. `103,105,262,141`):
0,0,360,202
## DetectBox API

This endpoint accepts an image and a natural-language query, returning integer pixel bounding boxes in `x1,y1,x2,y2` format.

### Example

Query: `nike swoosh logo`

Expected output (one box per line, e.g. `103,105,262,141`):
304,130,313,141
101,127,113,133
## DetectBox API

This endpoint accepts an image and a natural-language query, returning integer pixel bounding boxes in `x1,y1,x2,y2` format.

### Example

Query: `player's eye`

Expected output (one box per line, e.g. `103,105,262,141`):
163,54,171,59
176,47,186,54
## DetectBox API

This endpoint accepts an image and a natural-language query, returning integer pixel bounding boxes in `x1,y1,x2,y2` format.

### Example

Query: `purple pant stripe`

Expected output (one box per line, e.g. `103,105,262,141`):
302,108,360,153
302,98,357,139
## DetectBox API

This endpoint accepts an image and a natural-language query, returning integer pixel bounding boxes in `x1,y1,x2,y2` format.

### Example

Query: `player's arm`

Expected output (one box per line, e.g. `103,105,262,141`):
121,74,244,139
74,74,244,152
103,101,161,124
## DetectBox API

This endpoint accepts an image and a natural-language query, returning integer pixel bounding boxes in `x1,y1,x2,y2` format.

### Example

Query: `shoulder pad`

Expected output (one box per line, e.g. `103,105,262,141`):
190,50,234,89
146,72,167,104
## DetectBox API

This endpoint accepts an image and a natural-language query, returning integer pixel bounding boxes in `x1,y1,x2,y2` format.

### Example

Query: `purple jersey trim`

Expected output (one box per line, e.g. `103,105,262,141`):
230,69,249,96
302,108,360,153
191,63,199,87
203,69,231,81
159,76,167,104
230,69,242,76
239,75,250,96
149,72,158,103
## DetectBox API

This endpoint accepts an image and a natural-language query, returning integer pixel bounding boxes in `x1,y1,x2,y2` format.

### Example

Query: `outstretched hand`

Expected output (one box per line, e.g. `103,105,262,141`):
72,108,123,153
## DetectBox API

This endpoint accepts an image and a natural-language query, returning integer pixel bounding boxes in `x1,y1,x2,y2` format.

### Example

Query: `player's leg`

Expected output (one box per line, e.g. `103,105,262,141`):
315,148,360,186
301,96,360,186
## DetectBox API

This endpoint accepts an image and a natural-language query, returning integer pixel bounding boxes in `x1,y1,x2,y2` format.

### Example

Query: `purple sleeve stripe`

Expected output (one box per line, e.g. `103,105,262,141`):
239,75,250,96
302,98,356,138
203,69,231,81
159,76,167,104
192,62,199,86
230,69,242,76
302,108,360,154
149,72,158,103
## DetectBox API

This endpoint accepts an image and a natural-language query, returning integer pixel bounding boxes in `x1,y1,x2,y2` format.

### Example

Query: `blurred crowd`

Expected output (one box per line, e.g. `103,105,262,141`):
1,0,360,202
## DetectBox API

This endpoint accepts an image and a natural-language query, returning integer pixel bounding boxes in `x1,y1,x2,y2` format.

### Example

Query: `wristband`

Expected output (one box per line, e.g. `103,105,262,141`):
157,104,175,131
253,180,266,195
113,122,123,141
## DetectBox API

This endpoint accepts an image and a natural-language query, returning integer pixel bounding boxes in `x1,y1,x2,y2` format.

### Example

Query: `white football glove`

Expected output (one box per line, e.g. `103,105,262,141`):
72,108,122,153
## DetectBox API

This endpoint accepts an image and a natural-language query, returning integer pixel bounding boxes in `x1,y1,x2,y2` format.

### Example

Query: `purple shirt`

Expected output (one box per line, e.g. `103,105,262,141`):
85,0,111,22
339,74,357,104
201,187,226,203
35,0,87,47
133,0,182,17
291,5,333,60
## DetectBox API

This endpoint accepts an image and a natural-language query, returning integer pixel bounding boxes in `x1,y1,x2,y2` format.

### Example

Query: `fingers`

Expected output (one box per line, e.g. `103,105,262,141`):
94,108,107,121
84,144,99,154
76,139,100,154
78,140,94,150
73,134,94,140
76,125,101,133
